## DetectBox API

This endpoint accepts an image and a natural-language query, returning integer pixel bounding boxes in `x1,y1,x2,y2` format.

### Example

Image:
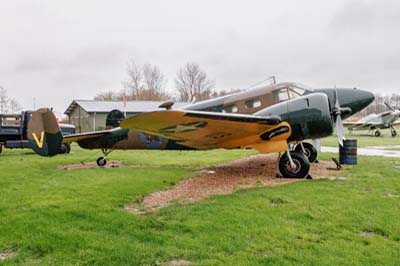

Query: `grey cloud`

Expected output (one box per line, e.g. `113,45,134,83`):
2,0,400,114
329,1,400,32
14,44,132,72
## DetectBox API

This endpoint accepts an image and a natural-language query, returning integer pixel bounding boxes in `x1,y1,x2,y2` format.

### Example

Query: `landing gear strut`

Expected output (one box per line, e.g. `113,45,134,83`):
294,142,318,163
390,126,397,137
279,151,310,179
96,148,112,167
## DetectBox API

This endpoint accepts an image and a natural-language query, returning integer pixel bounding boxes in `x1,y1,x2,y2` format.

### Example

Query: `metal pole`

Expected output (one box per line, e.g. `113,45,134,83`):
93,112,96,131
0,86,4,113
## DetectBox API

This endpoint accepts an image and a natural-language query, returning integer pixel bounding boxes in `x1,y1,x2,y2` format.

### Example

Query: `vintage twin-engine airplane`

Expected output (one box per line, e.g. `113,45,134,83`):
27,82,374,179
344,102,400,137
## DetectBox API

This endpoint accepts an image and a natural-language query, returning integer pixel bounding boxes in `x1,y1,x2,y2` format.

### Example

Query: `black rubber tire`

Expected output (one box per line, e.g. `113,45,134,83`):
391,130,397,137
64,143,71,154
96,157,107,167
0,144,2,155
294,142,318,163
59,143,71,154
279,152,310,179
374,131,381,137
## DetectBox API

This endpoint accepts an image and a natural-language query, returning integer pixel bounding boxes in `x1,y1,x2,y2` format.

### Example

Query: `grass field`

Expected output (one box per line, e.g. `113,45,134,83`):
0,145,400,265
320,130,400,147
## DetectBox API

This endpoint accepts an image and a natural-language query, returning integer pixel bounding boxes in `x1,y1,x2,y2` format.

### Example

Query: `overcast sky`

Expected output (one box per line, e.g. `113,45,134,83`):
1,0,399,116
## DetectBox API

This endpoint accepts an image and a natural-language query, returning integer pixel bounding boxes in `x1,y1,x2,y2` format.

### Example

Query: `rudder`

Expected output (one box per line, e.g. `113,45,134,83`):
27,108,63,157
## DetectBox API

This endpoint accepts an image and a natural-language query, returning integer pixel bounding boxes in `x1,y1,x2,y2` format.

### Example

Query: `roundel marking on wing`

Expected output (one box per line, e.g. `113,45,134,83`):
160,121,208,134
139,133,164,148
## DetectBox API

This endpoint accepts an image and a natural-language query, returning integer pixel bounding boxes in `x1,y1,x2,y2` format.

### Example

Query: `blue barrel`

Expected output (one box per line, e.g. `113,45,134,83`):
339,139,357,165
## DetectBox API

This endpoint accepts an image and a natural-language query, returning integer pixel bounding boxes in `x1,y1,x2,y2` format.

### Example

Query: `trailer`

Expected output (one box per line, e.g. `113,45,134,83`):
0,111,75,154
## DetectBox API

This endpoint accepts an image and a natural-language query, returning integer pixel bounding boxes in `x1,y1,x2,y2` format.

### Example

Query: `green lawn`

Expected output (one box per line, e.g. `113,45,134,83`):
320,130,400,147
0,146,399,265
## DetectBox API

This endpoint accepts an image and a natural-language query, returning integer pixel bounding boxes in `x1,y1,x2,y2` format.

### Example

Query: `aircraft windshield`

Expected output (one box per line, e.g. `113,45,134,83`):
273,85,306,103
290,86,306,96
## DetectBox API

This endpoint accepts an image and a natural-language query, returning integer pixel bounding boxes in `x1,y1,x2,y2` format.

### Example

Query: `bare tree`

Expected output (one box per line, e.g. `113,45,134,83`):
142,64,167,100
94,90,121,101
9,98,22,113
175,62,214,102
122,60,143,100
122,61,168,101
0,86,8,113
0,87,23,114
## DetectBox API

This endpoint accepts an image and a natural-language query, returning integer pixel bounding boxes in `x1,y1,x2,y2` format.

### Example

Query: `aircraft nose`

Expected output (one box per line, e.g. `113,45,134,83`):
338,88,374,116
357,89,375,110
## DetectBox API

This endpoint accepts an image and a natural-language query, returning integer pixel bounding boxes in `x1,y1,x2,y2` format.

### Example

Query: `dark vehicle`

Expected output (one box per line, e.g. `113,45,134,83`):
0,111,75,154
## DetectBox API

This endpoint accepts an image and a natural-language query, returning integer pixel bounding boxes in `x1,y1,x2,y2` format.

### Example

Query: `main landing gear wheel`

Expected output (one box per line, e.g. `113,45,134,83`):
294,142,318,163
96,148,112,167
279,151,310,179
391,129,397,137
374,130,381,137
96,157,107,167
0,144,2,155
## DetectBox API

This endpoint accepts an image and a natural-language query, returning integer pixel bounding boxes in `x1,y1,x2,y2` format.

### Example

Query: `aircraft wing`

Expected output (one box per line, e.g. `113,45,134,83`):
342,122,370,129
62,127,130,149
120,110,291,153
392,120,400,126
63,129,114,143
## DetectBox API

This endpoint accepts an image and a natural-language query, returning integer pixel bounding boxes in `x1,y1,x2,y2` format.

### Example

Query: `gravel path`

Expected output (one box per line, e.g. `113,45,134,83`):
125,154,341,214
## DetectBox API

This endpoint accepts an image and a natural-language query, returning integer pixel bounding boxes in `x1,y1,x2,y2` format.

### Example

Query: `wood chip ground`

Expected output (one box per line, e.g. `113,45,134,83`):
125,154,342,214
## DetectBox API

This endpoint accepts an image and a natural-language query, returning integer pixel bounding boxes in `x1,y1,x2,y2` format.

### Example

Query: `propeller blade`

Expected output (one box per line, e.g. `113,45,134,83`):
336,115,345,147
334,89,340,110
384,102,395,112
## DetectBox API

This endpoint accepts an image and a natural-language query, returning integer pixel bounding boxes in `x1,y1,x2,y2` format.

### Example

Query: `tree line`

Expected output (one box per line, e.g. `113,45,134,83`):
0,87,22,114
94,61,222,102
360,93,400,116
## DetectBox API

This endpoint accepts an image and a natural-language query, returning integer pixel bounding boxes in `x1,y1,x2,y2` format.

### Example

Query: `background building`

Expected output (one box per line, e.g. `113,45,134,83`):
64,100,188,133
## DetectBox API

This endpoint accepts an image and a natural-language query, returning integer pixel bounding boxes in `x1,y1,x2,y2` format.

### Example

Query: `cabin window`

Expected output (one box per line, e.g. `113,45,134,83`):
224,105,238,113
253,99,262,108
245,99,262,109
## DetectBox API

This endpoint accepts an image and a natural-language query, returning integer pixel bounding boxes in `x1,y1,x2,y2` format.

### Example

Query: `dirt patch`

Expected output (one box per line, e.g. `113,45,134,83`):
125,154,342,214
169,259,191,265
58,160,122,170
0,252,16,260
360,231,376,238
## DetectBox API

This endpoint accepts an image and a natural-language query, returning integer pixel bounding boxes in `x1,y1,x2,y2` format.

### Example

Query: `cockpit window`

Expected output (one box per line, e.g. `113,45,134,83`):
244,99,262,109
273,86,306,103
273,88,289,102
290,86,306,96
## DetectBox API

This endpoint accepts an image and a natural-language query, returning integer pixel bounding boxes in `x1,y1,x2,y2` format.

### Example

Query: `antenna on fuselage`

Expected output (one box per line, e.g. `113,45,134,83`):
244,76,276,91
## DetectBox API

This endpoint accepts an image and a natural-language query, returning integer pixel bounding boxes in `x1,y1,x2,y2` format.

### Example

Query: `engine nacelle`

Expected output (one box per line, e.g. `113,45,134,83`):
255,93,333,142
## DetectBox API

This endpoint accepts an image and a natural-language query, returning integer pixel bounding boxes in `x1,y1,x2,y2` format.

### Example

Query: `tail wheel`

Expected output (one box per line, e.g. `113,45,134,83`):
374,130,381,137
59,143,71,154
96,157,107,167
294,142,318,163
279,152,310,179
